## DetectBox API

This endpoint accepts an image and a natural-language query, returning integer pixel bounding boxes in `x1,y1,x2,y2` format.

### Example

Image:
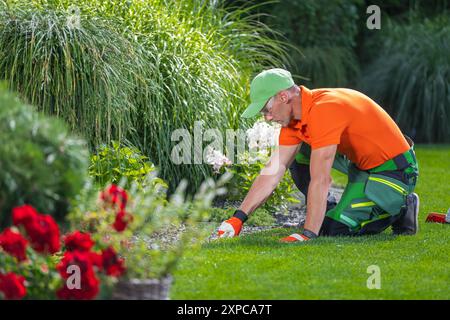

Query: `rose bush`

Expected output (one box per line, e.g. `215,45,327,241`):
0,202,129,300
69,172,229,283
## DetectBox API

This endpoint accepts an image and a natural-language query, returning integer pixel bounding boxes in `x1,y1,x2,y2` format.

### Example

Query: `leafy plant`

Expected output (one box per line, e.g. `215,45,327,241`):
227,151,299,214
68,173,231,280
205,121,300,214
0,85,89,227
0,243,62,300
0,204,128,300
359,15,450,142
89,141,168,191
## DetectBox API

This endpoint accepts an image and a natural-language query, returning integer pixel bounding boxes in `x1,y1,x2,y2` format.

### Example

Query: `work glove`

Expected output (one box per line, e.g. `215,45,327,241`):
280,229,318,243
217,210,248,238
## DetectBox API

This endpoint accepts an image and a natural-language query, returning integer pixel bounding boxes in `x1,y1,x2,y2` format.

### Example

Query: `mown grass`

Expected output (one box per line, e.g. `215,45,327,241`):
171,145,450,299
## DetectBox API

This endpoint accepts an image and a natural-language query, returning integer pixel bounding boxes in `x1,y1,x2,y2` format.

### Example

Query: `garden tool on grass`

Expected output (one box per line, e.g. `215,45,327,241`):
425,208,450,224
279,229,318,243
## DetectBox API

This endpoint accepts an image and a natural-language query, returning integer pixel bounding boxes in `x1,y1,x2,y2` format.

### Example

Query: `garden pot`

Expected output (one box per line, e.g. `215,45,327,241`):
112,275,173,300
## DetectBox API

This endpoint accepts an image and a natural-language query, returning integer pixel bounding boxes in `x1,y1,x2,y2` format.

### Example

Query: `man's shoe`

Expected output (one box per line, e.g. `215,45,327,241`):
392,193,419,235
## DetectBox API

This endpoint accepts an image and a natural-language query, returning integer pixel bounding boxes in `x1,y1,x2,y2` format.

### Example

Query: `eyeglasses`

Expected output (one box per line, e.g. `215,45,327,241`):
260,96,274,116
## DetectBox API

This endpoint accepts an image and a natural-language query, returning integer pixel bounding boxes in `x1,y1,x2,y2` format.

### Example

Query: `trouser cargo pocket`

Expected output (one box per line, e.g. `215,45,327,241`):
364,173,409,216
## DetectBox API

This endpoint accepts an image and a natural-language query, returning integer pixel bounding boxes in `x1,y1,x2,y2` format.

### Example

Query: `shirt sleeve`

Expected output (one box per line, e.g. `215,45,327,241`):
279,127,302,146
309,102,348,149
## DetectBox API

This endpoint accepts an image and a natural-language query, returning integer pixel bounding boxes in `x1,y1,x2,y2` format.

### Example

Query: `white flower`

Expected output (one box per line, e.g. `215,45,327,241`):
205,147,232,172
246,121,280,151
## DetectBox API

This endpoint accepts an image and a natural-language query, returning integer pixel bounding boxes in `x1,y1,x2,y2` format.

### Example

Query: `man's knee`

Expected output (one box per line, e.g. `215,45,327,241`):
320,216,353,236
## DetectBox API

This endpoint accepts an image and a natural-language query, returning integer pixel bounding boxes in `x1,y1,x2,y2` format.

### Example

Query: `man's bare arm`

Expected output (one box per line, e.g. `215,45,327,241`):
239,144,301,215
303,144,337,235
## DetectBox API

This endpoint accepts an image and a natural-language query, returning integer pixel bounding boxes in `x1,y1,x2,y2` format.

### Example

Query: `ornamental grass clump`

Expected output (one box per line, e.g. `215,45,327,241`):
0,0,291,191
359,16,450,142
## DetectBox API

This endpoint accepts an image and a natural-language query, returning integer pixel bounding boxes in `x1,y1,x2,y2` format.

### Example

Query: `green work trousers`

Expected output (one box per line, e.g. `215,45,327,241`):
289,141,419,236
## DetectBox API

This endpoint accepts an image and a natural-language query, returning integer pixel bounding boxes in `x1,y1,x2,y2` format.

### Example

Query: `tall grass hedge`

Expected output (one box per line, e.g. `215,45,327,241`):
359,16,450,143
263,0,363,87
0,0,290,192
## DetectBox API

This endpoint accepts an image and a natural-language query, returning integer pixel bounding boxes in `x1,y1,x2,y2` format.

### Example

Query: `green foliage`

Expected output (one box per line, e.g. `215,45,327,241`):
266,0,363,48
206,207,275,227
226,151,299,214
359,16,450,142
263,0,363,87
68,172,232,279
0,4,143,147
0,0,291,192
295,46,360,88
0,85,89,226
363,0,450,20
0,246,62,300
89,141,168,191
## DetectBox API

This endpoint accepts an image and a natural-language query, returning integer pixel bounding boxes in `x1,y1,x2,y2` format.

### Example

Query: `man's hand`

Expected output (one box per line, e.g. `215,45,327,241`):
217,210,248,238
217,217,243,238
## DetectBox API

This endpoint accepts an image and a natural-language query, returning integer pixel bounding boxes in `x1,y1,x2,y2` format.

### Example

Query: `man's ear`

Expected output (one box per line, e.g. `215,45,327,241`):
279,90,289,103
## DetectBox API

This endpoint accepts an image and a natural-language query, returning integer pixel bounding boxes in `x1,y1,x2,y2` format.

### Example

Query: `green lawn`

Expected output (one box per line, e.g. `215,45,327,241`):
171,145,450,299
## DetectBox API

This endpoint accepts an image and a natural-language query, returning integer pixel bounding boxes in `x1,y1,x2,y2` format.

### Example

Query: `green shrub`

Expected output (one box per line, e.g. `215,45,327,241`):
362,0,450,20
89,141,168,191
294,46,360,88
68,172,232,280
266,0,363,48
0,85,89,226
263,0,363,87
359,16,450,142
0,0,291,192
226,151,299,214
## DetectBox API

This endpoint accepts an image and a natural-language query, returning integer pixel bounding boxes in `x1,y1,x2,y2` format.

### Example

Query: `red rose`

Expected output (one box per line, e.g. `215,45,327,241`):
57,251,94,279
0,272,27,300
56,273,99,300
13,205,61,254
64,231,94,252
101,246,126,277
12,205,38,227
113,210,133,232
88,252,103,269
56,251,100,300
24,214,61,254
100,185,128,210
0,228,28,261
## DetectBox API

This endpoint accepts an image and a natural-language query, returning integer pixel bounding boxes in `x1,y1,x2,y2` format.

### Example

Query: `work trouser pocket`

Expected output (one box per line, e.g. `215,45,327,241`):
364,174,408,216
338,198,375,229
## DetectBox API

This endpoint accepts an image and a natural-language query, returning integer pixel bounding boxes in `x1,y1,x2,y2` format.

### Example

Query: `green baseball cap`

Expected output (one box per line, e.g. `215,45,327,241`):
241,68,295,118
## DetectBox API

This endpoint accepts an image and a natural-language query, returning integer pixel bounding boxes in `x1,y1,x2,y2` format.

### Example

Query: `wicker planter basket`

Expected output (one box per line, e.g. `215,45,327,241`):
112,275,172,300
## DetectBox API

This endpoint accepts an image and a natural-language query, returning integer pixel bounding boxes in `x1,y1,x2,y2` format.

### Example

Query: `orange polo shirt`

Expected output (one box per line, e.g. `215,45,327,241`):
279,86,410,170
